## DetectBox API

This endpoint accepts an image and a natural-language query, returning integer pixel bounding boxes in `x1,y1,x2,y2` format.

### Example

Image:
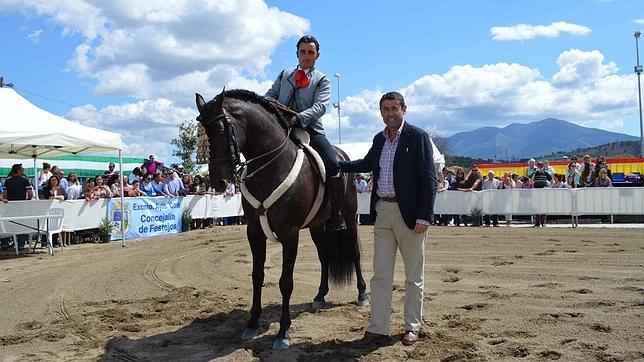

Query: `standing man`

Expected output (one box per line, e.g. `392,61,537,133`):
264,35,346,231
340,92,437,347
1,164,34,251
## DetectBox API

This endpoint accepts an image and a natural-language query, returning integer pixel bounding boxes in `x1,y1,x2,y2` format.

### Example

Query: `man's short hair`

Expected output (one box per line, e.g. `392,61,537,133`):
379,92,406,109
296,35,320,52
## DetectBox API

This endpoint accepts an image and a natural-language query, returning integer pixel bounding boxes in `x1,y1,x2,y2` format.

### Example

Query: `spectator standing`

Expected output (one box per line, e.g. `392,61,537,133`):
1,164,34,250
435,171,449,226
594,168,612,187
152,173,171,197
142,154,163,175
550,174,564,189
543,160,555,178
463,165,483,191
481,170,500,226
454,168,469,226
531,161,552,227
594,156,612,179
92,175,112,198
140,174,156,196
526,158,537,178
128,167,143,185
164,170,185,196
563,174,577,189
103,162,117,180
65,173,83,200
511,173,522,188
83,178,98,201
37,162,53,197
176,165,186,179
57,169,69,190
499,172,515,227
43,176,65,200
128,180,145,197
579,155,596,187
355,174,368,193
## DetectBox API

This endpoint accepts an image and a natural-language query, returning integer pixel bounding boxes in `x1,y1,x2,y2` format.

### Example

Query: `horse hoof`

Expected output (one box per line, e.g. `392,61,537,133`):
272,336,290,350
241,328,259,341
312,299,326,309
358,296,370,306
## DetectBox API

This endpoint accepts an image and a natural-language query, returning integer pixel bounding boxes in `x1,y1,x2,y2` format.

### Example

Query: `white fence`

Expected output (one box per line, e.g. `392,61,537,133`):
0,194,243,234
358,188,644,216
1,188,643,236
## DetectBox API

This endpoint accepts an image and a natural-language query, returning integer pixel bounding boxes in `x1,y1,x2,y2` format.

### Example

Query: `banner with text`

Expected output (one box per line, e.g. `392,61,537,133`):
107,198,183,240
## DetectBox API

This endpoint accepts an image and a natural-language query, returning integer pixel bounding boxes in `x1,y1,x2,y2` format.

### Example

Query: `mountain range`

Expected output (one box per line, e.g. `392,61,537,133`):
445,118,639,160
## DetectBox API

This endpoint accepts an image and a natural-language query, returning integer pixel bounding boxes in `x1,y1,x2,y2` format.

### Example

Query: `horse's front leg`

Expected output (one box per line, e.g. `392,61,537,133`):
273,228,299,350
241,222,267,341
310,226,329,308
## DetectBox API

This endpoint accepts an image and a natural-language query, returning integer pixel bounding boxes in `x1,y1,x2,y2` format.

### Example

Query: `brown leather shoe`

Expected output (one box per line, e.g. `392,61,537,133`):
401,330,419,346
351,331,389,349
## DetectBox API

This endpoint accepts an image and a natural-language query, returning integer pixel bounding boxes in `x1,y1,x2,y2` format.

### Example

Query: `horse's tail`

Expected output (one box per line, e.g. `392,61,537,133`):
327,227,357,287
327,170,360,287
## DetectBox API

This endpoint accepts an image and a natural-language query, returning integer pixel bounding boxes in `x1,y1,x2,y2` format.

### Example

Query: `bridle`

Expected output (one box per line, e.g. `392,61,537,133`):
199,108,292,184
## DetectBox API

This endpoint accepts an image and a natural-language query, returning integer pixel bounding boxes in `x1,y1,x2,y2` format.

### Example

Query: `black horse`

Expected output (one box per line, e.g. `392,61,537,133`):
195,89,368,349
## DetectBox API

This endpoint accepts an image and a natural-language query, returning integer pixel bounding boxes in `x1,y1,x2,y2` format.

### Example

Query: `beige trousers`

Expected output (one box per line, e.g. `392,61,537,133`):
366,200,427,335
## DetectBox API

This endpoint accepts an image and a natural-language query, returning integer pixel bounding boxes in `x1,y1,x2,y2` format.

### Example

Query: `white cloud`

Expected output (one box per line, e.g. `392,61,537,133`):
551,49,618,86
5,0,309,102
634,19,644,25
335,49,637,143
26,29,42,43
491,21,591,41
66,99,196,161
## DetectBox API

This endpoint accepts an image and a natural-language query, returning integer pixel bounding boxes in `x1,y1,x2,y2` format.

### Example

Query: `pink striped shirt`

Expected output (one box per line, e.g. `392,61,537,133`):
377,122,403,198
377,120,430,226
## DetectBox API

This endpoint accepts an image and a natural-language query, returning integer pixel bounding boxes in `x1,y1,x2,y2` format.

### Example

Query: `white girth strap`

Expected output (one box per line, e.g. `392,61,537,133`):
241,149,305,242
300,143,327,228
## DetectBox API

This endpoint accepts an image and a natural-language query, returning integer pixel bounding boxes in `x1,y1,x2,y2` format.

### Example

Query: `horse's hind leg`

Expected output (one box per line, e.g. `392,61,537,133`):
241,223,267,341
273,228,299,350
310,225,329,308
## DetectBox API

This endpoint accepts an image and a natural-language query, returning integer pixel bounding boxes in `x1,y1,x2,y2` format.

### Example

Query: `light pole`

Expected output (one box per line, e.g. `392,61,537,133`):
333,73,341,144
635,31,644,157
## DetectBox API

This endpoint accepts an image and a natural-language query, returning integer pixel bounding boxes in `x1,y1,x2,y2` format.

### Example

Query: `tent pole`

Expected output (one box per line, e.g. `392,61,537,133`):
119,150,126,248
33,158,38,200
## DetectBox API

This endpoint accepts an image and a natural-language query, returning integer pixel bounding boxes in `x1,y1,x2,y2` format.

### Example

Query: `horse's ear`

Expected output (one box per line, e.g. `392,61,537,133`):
196,93,206,114
214,87,225,110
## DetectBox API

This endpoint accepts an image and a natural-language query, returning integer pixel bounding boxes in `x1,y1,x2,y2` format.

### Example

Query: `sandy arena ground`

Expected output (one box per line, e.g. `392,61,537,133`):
0,225,642,361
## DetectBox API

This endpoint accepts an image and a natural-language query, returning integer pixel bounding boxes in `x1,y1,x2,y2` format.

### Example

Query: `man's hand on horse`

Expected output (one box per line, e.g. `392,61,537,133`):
290,116,304,129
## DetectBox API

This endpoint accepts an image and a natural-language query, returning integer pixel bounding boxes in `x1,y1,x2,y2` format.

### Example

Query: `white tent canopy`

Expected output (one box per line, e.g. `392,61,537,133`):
1,85,127,247
337,140,445,169
0,87,123,158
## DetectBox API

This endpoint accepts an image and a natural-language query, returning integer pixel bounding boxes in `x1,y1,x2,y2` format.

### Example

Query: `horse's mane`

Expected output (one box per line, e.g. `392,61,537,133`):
209,89,289,130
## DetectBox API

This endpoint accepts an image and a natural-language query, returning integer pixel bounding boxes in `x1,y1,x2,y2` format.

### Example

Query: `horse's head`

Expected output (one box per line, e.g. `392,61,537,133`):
196,89,242,192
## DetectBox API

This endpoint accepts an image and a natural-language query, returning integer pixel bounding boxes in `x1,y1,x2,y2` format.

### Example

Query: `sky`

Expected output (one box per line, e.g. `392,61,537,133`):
1,0,643,163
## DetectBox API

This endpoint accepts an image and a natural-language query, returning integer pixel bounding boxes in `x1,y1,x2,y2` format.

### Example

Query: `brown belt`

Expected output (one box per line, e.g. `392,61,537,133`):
379,196,397,202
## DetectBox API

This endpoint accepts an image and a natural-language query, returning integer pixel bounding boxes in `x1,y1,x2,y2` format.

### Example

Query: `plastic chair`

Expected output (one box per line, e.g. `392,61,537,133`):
27,208,64,255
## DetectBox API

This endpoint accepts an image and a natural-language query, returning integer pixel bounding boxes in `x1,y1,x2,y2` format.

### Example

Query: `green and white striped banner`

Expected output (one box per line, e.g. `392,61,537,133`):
0,155,145,178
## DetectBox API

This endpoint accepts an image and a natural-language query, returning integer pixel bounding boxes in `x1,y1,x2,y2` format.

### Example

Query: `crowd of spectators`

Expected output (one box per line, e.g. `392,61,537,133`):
352,154,617,228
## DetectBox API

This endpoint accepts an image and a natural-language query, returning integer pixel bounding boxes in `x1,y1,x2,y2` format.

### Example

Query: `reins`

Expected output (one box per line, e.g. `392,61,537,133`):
209,108,293,183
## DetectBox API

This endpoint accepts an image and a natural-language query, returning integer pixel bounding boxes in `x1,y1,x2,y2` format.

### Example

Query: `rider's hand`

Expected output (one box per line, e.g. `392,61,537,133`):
290,116,303,129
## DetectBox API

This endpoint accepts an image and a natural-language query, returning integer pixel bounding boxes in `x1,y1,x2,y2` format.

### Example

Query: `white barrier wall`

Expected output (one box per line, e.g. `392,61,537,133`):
1,188,643,235
0,194,245,234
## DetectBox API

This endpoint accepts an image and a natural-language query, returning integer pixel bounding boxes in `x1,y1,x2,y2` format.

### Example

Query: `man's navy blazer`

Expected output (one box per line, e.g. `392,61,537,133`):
339,122,438,230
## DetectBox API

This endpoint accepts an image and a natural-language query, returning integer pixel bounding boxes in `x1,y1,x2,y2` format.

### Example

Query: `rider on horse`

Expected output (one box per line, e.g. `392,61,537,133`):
265,35,346,231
